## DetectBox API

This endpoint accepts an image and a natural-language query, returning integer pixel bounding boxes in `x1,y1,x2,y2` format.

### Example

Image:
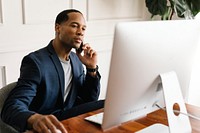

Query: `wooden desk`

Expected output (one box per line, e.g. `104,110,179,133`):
61,104,200,133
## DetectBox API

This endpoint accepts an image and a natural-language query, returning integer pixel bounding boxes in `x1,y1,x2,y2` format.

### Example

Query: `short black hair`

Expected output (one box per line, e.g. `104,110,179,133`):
55,9,82,24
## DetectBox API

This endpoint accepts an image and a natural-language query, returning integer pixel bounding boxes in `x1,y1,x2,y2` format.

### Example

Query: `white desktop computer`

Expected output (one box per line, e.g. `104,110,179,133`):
85,20,200,133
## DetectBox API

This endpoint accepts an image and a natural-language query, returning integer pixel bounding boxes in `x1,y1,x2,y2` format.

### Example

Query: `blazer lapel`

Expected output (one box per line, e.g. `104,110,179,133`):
63,53,79,108
47,41,65,102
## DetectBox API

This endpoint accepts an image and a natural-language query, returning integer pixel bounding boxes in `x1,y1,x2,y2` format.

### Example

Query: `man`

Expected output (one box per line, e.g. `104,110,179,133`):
1,9,101,133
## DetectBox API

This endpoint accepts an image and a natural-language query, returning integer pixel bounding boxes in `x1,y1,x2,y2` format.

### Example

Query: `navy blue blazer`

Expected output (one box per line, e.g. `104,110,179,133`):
1,40,101,132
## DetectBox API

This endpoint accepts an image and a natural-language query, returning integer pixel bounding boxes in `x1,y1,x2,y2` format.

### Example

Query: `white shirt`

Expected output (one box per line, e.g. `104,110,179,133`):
59,58,73,102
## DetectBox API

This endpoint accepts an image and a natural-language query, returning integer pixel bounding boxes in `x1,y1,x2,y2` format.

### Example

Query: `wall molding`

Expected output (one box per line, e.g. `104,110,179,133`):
0,0,3,24
0,47,35,54
22,0,25,24
0,36,112,54
87,0,144,21
0,66,6,88
22,0,71,24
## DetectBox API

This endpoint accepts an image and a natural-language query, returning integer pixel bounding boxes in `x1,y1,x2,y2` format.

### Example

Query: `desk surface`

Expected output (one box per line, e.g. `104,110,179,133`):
61,104,200,133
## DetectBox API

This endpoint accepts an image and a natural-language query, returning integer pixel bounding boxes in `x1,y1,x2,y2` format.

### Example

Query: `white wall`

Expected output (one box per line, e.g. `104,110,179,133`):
0,0,148,99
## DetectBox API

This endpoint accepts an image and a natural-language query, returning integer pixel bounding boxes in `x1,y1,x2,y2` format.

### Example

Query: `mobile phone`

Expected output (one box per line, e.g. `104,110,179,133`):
77,42,83,53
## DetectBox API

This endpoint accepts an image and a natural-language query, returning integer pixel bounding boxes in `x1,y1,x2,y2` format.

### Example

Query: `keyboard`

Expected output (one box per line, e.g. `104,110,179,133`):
84,112,104,125
136,123,169,133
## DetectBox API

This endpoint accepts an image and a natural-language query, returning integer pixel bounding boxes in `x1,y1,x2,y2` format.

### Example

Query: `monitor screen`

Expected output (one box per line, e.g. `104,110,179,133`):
102,20,200,130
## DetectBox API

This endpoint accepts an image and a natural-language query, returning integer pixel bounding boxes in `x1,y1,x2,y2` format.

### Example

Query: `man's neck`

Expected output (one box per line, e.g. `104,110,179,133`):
52,39,71,61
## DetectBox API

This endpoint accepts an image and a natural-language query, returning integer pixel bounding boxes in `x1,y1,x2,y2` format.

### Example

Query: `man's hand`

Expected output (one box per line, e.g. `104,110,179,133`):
76,43,97,69
27,113,68,133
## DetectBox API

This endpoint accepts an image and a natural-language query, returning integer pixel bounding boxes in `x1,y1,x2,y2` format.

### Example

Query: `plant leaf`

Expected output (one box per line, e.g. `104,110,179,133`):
174,0,190,18
186,0,200,16
145,0,168,17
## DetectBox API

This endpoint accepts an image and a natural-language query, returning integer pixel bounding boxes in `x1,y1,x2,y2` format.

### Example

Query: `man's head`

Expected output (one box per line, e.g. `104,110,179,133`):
55,9,83,25
54,9,86,50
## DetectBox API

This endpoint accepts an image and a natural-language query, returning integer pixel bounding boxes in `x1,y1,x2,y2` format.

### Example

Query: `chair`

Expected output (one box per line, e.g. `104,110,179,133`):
0,82,19,133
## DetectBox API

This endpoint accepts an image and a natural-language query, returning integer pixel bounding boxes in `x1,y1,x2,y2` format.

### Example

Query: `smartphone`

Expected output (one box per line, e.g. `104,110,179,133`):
76,42,83,53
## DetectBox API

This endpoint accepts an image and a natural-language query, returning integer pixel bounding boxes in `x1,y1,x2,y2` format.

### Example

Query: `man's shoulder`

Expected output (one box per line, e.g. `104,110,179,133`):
22,45,51,66
26,41,53,57
27,46,48,59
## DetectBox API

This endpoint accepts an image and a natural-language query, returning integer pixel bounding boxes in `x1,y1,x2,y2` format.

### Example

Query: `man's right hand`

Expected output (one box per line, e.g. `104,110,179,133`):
27,113,68,133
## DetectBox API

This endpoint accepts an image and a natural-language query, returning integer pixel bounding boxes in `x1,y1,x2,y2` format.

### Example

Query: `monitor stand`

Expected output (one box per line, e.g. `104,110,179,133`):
137,71,191,133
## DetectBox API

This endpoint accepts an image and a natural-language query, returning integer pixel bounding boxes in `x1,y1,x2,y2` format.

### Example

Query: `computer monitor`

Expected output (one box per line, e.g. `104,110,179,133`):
102,20,200,131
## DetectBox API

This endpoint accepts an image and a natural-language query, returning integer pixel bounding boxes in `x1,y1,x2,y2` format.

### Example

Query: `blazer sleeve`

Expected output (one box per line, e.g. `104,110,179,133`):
75,67,101,103
82,71,101,101
1,54,41,132
70,52,101,105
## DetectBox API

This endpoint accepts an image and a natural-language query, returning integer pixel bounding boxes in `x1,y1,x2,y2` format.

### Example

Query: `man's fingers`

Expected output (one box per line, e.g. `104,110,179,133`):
32,115,67,133
48,115,68,133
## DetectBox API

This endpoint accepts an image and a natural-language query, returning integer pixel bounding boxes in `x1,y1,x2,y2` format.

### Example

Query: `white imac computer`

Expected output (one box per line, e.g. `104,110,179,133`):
85,20,200,132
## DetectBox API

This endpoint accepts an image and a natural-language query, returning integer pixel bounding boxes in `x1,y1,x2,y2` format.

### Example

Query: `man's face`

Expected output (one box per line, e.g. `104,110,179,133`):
55,12,86,49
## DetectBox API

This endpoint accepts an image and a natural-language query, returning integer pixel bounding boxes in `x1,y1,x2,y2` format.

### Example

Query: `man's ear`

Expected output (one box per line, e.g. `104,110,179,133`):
55,24,60,33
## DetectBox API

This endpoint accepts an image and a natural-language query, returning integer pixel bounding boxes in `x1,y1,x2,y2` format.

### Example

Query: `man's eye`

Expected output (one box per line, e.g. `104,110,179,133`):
71,25,78,28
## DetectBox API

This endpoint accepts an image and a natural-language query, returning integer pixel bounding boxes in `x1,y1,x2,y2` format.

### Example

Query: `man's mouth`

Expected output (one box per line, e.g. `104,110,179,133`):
74,38,82,44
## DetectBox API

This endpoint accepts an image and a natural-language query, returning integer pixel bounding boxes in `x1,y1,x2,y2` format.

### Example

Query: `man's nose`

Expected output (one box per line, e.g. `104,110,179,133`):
77,28,84,36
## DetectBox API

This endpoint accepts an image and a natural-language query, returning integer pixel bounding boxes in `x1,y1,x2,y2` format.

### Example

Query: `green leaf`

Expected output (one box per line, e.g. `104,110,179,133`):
186,0,200,16
145,0,200,19
145,0,168,17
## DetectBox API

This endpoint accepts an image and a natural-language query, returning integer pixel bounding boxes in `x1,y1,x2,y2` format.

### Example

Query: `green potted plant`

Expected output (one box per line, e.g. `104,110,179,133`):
145,0,200,20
